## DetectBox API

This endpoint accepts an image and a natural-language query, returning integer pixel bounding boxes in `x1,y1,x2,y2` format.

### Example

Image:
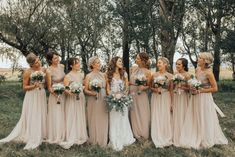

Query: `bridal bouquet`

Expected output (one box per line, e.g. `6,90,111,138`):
52,83,65,104
90,79,101,99
135,73,147,95
188,75,202,95
172,74,185,94
153,75,168,94
69,82,83,100
30,71,44,90
105,93,133,114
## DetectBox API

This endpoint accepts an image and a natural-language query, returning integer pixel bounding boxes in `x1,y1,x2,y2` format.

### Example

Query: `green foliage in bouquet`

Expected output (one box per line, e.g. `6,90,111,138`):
105,94,133,114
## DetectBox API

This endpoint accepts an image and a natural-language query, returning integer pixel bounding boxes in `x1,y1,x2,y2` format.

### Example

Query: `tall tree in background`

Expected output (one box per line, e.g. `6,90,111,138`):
60,0,109,73
159,0,186,71
181,2,214,69
1,0,235,77
193,0,235,81
221,30,235,79
0,0,59,57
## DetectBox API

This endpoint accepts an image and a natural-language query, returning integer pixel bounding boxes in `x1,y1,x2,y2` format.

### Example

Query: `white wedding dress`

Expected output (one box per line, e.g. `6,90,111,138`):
109,78,135,151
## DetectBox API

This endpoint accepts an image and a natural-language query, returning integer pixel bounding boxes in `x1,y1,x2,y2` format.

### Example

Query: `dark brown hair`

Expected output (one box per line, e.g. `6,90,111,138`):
46,51,59,65
106,56,125,85
177,58,189,72
138,52,150,69
67,57,80,71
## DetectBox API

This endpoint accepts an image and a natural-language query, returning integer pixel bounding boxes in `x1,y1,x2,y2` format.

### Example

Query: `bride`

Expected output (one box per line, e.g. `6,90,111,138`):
106,57,135,151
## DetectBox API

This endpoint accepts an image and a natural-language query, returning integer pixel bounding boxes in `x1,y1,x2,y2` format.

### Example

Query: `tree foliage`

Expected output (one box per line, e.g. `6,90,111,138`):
0,0,235,80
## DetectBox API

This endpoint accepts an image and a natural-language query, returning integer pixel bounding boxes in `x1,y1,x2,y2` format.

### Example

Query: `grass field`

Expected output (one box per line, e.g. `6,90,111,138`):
0,81,234,157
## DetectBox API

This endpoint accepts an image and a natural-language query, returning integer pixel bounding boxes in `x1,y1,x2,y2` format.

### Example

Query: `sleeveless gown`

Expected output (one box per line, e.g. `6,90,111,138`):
60,72,88,149
129,68,150,140
151,74,173,148
86,72,108,147
179,68,228,149
0,69,47,150
172,79,189,146
47,65,66,144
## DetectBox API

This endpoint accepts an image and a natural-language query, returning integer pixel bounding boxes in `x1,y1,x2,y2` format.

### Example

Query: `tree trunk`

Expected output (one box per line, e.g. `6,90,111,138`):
231,53,235,80
160,29,175,72
159,0,181,73
81,45,89,74
204,18,209,51
212,18,222,81
122,14,130,78
213,35,220,81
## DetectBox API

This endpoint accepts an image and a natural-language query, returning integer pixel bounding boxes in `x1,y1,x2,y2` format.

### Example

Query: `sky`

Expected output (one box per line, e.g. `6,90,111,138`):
0,57,28,68
0,51,186,69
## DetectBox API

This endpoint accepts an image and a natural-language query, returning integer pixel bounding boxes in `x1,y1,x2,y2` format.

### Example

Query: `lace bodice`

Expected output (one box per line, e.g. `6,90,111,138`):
196,68,211,87
48,65,65,84
130,68,146,85
67,71,84,84
110,78,125,94
89,72,106,88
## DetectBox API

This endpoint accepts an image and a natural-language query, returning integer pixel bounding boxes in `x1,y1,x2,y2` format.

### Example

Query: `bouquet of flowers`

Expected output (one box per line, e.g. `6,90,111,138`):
90,79,101,99
135,73,147,95
52,83,65,104
135,73,147,85
172,74,185,94
187,75,202,95
69,82,83,100
105,93,133,114
153,75,168,94
30,71,44,90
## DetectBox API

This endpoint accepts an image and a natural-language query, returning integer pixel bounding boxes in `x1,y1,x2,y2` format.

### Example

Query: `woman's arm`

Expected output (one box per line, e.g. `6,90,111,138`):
199,70,218,93
105,73,111,95
63,75,73,96
22,70,40,91
84,74,97,96
45,68,53,93
168,74,174,110
124,74,129,95
150,73,159,93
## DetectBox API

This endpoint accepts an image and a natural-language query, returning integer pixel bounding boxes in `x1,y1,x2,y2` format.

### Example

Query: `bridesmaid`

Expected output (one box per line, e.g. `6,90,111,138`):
196,52,228,147
60,57,88,149
106,57,135,151
130,52,151,140
172,58,191,146
45,51,66,144
180,52,228,148
0,53,47,150
150,57,173,148
84,56,108,147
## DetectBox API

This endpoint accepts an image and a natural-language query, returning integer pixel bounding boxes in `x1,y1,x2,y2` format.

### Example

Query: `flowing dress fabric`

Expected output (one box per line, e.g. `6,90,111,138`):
179,69,228,149
86,72,108,147
179,94,202,148
47,65,66,144
60,72,88,149
172,86,189,146
108,78,135,151
0,71,47,150
151,88,173,148
129,68,150,139
197,69,228,148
